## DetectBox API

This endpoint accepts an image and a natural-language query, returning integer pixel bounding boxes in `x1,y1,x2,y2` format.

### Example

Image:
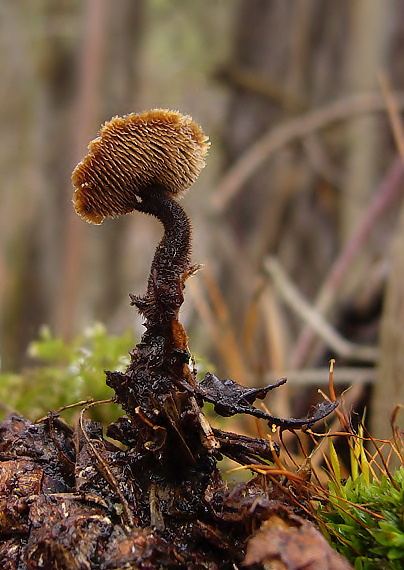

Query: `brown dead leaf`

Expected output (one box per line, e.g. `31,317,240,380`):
244,506,352,570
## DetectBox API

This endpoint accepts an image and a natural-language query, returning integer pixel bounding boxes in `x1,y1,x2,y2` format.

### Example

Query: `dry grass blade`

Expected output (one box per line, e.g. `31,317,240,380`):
188,269,251,383
78,399,135,527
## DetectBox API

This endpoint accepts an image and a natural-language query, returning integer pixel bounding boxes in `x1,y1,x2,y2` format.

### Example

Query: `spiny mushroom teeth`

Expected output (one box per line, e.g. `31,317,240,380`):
72,109,210,224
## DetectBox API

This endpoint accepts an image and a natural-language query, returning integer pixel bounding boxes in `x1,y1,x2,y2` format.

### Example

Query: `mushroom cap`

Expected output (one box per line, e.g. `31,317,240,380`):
72,109,210,224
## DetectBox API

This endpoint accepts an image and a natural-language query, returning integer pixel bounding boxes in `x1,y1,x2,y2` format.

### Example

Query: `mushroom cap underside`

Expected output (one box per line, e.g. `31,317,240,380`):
72,109,209,224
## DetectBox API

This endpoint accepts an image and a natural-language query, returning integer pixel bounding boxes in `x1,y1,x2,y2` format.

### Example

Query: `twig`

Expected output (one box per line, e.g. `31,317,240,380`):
215,65,306,112
260,283,291,420
302,135,340,186
188,269,251,383
212,91,404,213
35,398,94,424
263,367,375,386
379,72,404,161
263,256,379,363
391,405,404,465
306,381,367,480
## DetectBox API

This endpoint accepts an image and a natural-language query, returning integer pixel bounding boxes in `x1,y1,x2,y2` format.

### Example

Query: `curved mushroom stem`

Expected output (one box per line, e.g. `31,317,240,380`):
130,185,192,327
108,183,199,429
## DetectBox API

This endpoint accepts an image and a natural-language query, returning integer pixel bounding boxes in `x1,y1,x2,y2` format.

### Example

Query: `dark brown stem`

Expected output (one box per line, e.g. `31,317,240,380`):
130,185,192,325
108,188,197,452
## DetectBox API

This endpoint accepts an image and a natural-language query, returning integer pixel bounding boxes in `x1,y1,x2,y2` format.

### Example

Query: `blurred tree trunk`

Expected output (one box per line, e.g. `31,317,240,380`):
372,2,404,441
340,0,394,299
56,0,145,339
0,1,79,369
373,192,404,440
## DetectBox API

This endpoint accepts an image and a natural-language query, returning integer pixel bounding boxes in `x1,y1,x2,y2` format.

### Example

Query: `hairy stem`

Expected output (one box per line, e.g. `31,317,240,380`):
131,185,192,324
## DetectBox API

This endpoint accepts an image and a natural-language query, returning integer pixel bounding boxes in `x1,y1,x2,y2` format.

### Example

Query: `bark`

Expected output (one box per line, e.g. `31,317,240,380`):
340,0,394,299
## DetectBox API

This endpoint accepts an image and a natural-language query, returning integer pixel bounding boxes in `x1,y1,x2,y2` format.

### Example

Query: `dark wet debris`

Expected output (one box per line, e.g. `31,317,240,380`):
0,364,338,569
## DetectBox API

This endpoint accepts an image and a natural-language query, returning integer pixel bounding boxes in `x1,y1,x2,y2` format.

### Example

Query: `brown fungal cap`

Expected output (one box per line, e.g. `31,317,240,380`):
72,109,209,224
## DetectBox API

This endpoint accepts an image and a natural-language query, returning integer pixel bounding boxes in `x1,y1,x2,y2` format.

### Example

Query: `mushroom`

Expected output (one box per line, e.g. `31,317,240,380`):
72,109,209,224
72,109,209,324
72,109,338,476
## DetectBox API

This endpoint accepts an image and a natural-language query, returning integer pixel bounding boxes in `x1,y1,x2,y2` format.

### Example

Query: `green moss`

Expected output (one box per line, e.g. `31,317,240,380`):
0,323,135,425
316,437,404,569
0,323,213,427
